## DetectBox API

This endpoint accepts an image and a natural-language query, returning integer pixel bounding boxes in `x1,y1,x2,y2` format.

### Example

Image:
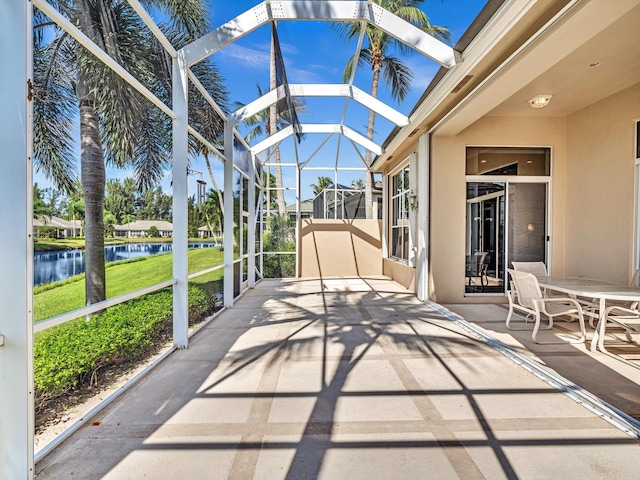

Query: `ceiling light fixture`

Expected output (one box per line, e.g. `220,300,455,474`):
528,94,553,108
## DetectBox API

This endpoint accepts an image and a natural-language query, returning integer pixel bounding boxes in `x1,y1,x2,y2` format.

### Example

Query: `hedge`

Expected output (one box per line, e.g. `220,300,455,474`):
33,283,215,406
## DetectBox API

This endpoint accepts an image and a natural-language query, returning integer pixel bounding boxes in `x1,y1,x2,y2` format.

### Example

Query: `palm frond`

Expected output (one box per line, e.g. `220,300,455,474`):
381,55,413,102
144,0,209,39
32,35,78,193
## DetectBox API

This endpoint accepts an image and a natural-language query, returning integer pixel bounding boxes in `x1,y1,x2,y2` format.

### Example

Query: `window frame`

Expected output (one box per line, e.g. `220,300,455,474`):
389,161,411,263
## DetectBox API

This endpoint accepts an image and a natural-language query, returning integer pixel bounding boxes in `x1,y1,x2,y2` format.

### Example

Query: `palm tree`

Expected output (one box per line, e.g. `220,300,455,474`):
335,0,449,218
33,1,226,306
351,178,365,190
311,176,333,196
202,188,223,239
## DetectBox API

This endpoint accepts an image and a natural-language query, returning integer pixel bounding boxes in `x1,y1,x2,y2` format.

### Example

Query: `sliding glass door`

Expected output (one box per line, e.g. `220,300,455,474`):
465,147,550,295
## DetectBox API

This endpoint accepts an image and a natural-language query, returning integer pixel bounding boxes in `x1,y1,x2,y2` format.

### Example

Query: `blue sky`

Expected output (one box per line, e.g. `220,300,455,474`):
196,0,487,201
36,0,487,204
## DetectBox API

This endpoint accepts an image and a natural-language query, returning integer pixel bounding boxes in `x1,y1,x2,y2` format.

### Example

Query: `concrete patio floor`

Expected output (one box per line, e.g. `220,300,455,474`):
36,277,640,479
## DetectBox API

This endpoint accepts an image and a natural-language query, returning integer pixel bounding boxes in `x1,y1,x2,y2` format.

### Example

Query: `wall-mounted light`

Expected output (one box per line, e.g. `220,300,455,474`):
528,94,553,108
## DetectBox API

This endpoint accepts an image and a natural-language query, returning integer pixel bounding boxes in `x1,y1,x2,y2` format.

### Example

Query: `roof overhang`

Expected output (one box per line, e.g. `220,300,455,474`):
373,0,640,171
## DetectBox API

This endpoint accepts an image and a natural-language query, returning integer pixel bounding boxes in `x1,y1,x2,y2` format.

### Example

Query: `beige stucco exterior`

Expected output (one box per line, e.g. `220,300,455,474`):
564,82,640,284
383,83,640,304
374,1,640,305
299,219,383,277
382,258,415,290
429,116,567,303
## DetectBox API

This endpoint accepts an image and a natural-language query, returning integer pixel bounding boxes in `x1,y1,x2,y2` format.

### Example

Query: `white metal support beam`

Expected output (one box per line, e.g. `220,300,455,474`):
248,156,257,289
231,84,408,128
172,53,189,349
182,1,457,68
0,2,34,478
295,165,301,277
223,122,235,308
251,124,382,157
416,133,430,301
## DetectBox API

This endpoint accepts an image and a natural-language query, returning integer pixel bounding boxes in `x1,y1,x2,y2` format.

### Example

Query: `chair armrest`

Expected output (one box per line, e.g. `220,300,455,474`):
603,305,640,317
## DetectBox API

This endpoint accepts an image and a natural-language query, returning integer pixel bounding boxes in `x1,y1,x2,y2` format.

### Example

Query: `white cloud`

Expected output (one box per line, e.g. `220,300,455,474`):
218,43,270,69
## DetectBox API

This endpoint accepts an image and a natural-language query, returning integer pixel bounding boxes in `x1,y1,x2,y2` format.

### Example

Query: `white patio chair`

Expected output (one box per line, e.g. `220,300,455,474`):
511,261,548,276
506,269,586,344
597,306,640,353
507,262,549,321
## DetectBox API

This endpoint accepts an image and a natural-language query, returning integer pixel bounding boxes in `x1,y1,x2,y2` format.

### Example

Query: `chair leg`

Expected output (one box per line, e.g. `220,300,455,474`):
532,312,542,343
573,311,586,344
506,292,515,329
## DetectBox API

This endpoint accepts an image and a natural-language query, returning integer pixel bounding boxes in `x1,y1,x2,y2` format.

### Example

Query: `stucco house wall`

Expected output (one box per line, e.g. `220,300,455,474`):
429,116,567,303
564,82,640,284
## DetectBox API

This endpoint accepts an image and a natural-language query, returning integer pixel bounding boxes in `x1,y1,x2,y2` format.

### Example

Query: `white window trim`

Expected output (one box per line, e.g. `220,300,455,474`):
389,159,412,264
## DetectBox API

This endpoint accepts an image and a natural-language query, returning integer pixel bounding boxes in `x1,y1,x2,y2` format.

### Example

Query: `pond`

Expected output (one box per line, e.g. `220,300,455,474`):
34,242,218,286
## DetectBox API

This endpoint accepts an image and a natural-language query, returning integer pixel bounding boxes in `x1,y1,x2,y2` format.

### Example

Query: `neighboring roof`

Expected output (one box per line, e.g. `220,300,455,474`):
286,199,314,213
114,220,173,231
33,216,81,229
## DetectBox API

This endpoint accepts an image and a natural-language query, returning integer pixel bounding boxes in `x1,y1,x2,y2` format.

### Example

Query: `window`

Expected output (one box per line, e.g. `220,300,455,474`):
390,164,410,261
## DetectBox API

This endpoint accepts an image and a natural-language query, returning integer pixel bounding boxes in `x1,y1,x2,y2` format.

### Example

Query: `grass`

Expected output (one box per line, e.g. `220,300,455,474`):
34,247,224,322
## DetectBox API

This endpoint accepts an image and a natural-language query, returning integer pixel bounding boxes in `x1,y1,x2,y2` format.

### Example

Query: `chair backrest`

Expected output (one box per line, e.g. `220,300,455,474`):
474,251,487,261
508,269,543,309
631,268,640,287
512,261,548,276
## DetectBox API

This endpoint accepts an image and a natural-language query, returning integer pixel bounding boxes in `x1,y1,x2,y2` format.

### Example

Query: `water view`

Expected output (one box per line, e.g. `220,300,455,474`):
34,242,218,286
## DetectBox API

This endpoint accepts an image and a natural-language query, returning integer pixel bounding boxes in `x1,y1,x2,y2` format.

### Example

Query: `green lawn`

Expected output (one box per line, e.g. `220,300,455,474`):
34,247,224,322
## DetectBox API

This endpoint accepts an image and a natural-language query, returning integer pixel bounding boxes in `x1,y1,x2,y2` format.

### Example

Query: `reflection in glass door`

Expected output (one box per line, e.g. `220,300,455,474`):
466,183,505,293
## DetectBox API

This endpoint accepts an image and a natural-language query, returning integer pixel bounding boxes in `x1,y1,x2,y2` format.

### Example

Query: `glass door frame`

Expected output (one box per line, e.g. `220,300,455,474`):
465,175,552,296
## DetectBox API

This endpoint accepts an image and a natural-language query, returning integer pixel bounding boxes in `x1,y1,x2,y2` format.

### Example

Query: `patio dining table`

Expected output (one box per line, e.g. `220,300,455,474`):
535,275,640,352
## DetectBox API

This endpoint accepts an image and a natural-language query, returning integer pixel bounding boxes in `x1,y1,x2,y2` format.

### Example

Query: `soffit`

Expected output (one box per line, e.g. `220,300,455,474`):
416,0,569,133
488,2,640,118
374,0,571,168
433,0,640,136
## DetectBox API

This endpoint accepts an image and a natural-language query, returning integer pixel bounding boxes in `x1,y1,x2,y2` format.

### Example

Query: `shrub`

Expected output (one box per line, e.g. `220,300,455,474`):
33,283,216,411
262,216,296,278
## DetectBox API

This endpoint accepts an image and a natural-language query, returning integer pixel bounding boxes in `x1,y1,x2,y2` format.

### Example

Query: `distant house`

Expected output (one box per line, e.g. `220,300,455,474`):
285,198,314,221
197,225,214,238
33,216,83,238
114,220,173,238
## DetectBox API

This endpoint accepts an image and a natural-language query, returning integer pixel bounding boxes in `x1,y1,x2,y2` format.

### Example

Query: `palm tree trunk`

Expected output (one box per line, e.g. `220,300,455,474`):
364,64,381,219
80,99,106,305
270,29,287,217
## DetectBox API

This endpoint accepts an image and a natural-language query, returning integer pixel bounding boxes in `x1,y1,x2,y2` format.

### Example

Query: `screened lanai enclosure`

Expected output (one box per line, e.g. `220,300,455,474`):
1,1,459,477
